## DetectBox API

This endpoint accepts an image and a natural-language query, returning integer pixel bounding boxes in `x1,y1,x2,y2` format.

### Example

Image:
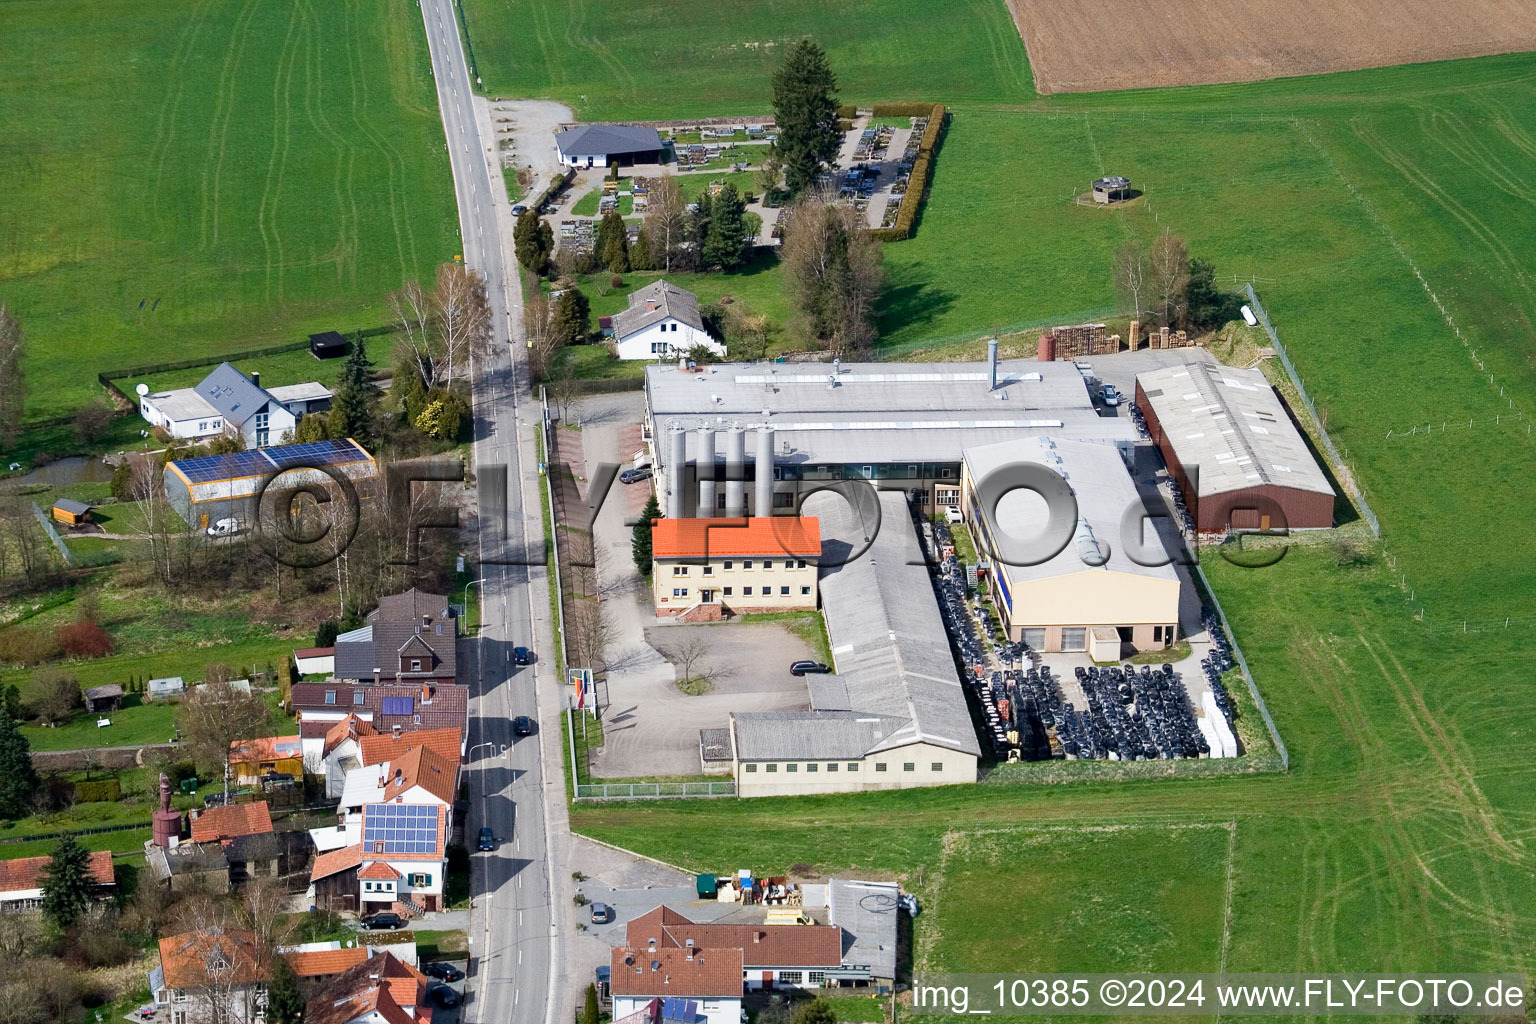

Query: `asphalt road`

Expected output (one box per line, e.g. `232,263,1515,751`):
413,3,561,1024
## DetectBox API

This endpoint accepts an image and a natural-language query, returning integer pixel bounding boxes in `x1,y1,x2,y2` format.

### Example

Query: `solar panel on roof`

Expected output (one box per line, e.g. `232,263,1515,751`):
362,803,439,855
381,696,414,716
172,439,367,484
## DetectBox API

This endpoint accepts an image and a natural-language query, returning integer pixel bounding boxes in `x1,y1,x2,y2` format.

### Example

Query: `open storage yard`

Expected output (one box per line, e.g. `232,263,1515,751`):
1005,0,1536,94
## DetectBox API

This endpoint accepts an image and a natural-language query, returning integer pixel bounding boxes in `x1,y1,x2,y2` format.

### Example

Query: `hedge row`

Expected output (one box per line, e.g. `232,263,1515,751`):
867,102,947,242
836,103,858,119
72,778,123,803
870,102,941,118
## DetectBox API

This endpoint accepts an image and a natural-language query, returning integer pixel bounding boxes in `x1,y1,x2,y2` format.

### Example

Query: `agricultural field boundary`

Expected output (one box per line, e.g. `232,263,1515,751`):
1244,285,1380,538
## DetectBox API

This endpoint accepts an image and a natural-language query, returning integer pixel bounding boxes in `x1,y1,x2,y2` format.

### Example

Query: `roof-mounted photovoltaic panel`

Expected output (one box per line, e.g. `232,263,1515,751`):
381,696,414,716
362,803,439,855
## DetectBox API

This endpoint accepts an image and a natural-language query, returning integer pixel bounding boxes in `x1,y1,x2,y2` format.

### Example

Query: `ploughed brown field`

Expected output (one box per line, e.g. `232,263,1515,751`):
1006,0,1536,93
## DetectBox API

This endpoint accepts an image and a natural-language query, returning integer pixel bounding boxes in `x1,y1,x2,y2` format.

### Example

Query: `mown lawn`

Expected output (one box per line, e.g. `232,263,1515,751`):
0,0,456,423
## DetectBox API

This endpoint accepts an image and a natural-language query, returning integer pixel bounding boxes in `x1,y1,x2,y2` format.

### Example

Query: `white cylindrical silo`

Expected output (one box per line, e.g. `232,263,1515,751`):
724,425,746,518
667,426,687,520
754,424,774,517
696,426,717,518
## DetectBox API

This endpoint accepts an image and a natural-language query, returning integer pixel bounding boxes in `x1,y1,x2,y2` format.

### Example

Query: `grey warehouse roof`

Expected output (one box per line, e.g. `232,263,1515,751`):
964,437,1179,585
646,359,1134,465
613,280,703,339
1136,362,1334,498
554,123,664,157
734,490,982,761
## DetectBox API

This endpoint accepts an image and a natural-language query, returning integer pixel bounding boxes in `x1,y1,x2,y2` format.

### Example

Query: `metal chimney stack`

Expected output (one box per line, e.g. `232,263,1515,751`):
755,425,774,517
696,427,717,518
667,426,687,520
987,337,999,390
724,426,747,518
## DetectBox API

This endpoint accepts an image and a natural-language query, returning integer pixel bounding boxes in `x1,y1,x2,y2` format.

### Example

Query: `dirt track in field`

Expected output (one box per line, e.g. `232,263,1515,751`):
1006,0,1536,94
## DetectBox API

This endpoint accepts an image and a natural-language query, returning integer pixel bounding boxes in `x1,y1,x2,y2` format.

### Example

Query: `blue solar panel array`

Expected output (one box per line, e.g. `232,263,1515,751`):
381,696,414,716
171,438,367,485
362,803,439,855
661,999,699,1024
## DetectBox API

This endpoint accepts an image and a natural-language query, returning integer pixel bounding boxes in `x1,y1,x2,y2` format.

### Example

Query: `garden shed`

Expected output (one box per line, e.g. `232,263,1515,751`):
51,498,91,526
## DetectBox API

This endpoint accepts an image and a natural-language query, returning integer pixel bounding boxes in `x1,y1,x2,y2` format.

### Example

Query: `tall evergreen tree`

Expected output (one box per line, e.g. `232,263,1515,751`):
583,984,601,1024
595,210,630,273
514,210,554,277
0,704,38,819
771,40,840,196
552,289,591,347
702,184,748,270
1181,256,1224,331
633,494,660,576
40,833,93,930
391,356,429,424
327,335,375,443
266,950,306,1024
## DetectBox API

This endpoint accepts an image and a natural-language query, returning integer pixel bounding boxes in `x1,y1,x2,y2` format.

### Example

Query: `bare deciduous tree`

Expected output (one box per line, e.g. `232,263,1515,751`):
176,681,271,803
389,280,437,388
1151,231,1189,329
665,637,710,689
781,193,884,355
1113,240,1150,323
433,262,490,385
642,175,687,272
522,274,561,383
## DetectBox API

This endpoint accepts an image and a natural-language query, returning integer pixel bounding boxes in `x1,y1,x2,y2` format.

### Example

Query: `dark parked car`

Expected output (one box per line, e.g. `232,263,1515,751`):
789,660,831,676
589,902,612,923
360,912,404,930
477,827,495,852
425,962,465,982
431,984,461,1008
260,771,294,783
513,715,535,736
512,204,527,215
513,646,533,665
619,466,652,484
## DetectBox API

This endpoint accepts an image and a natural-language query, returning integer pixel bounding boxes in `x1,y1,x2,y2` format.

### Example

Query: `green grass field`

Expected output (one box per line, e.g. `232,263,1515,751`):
459,0,1033,120
541,41,1536,984
0,0,457,421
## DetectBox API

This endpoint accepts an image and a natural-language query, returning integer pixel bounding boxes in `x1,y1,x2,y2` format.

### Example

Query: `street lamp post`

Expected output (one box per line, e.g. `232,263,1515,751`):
463,577,488,632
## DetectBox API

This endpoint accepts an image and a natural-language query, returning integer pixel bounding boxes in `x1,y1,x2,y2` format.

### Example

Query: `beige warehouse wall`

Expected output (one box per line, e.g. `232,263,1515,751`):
1002,569,1179,631
734,742,977,797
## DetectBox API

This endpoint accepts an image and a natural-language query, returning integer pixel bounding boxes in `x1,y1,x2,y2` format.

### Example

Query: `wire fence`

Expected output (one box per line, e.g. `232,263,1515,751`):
1192,562,1288,772
1243,285,1380,538
574,782,736,800
31,503,74,566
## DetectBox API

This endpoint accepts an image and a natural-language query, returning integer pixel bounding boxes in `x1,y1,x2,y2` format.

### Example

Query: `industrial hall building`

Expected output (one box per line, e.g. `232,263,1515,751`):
641,348,1135,522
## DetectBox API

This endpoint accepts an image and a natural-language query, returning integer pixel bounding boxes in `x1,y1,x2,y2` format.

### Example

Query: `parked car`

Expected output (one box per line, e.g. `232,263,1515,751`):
898,893,921,917
619,466,652,484
260,771,294,784
430,984,461,1008
360,912,404,930
944,506,964,524
589,902,612,924
513,715,535,736
512,204,527,215
477,827,495,852
206,518,240,537
513,646,533,665
789,660,831,676
424,962,465,982
1100,384,1121,407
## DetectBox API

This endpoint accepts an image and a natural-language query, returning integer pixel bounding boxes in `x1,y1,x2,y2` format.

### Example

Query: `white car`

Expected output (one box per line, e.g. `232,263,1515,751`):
1100,384,1122,407
945,507,964,524
206,518,241,537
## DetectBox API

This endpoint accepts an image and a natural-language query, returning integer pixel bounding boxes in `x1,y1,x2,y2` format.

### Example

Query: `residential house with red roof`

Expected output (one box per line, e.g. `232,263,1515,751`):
625,906,846,994
0,849,115,913
303,950,429,1024
151,927,268,1024
610,945,744,1024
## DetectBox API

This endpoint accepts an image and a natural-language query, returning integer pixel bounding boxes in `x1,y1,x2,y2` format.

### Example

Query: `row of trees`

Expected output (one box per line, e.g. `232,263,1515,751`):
1112,232,1230,333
